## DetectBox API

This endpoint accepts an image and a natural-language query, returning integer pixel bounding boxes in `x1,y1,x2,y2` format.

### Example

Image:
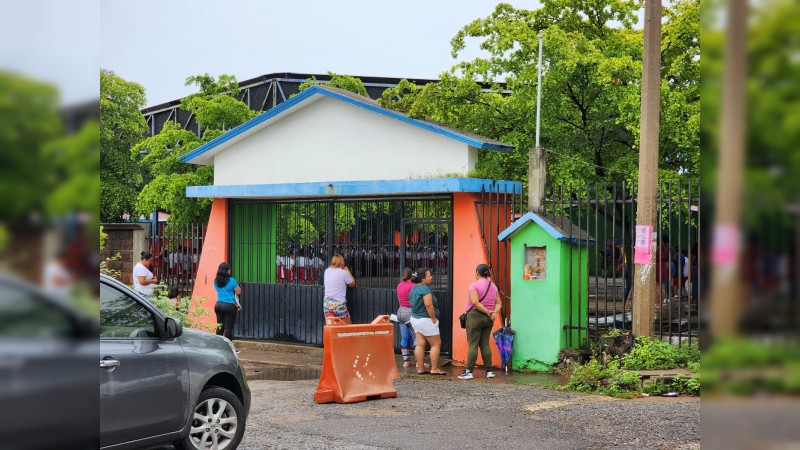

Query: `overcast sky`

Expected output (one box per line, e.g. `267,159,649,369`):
1,0,99,105
100,0,535,107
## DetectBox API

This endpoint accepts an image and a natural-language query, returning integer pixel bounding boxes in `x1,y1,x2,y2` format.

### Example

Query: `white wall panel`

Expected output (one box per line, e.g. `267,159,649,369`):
213,97,477,185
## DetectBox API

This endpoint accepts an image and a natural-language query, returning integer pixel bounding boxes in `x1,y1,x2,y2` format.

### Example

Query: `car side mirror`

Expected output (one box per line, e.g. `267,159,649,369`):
164,317,183,339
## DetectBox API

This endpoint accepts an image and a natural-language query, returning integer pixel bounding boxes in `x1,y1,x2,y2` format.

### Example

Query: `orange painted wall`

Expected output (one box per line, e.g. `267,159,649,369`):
451,192,501,367
190,198,229,330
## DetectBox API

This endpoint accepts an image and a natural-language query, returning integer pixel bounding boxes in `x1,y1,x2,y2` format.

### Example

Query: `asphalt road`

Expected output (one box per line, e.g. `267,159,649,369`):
239,375,699,450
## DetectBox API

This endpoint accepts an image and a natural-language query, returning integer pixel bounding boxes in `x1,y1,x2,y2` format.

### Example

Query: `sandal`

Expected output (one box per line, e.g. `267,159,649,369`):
429,370,447,375
417,370,430,375
402,361,414,367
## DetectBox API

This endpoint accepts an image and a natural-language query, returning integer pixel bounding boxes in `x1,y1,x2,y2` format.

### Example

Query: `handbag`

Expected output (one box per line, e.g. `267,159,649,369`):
460,281,493,329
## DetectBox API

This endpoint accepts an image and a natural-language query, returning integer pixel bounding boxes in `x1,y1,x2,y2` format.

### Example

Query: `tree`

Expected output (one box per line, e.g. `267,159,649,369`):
133,74,256,223
380,0,699,187
702,0,799,224
298,72,368,97
0,71,63,222
44,120,101,227
100,69,148,222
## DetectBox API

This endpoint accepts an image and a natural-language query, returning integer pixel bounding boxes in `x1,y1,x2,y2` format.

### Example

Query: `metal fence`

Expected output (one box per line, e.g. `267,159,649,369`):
147,222,206,298
542,179,701,347
229,197,455,352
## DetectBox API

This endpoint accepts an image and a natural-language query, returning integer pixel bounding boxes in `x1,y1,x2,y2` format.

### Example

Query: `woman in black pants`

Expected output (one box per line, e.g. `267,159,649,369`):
213,262,241,339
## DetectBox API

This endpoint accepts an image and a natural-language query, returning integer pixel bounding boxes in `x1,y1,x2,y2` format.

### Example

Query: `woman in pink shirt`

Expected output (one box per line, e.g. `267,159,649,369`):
458,264,502,380
395,268,416,367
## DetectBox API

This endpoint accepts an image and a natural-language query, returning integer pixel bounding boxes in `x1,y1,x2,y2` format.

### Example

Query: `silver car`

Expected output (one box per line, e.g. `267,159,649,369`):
100,274,250,450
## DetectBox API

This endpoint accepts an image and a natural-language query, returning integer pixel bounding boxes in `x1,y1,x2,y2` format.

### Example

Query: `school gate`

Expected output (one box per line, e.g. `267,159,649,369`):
182,85,522,365
229,197,455,352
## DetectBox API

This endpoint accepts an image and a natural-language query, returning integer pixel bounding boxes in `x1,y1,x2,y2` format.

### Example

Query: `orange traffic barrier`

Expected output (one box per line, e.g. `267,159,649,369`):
314,315,400,404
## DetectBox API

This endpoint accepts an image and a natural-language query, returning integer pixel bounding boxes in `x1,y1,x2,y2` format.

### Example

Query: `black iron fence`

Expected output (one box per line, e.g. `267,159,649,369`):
146,222,205,298
542,179,701,347
157,180,702,349
229,197,454,352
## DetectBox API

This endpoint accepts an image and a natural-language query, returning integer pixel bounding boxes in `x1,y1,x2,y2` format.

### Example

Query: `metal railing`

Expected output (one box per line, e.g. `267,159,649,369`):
147,222,205,298
543,180,701,347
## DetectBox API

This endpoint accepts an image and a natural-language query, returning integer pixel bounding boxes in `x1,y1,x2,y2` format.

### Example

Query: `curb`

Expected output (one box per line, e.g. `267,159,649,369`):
233,339,324,358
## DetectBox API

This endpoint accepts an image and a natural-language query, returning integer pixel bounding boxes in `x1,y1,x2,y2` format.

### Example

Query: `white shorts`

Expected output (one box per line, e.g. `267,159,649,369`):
410,317,440,337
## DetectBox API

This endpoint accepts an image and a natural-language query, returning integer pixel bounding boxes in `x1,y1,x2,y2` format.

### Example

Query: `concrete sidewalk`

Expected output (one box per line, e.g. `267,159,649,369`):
235,339,462,378
234,339,550,384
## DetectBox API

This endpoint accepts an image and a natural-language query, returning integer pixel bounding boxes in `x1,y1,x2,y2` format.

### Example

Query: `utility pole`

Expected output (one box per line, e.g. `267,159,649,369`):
710,0,747,337
633,0,662,338
529,32,546,214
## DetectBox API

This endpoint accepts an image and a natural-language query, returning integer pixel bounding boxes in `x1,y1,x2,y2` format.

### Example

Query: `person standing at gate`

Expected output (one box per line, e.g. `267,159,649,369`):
395,268,416,367
133,251,158,297
458,264,501,380
214,262,241,340
323,254,356,324
409,267,446,375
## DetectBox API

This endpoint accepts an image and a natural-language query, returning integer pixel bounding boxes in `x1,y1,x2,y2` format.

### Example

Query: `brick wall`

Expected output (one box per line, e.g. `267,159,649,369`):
101,223,148,286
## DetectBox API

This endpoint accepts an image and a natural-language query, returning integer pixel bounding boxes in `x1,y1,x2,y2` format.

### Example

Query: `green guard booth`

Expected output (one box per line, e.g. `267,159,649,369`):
498,212,594,371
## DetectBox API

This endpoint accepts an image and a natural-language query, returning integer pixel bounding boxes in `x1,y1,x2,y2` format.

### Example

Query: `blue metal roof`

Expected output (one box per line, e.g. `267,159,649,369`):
179,85,514,165
498,212,595,245
186,178,522,199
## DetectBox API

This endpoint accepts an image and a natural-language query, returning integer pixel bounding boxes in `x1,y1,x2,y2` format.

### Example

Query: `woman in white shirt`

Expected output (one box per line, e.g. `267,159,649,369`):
133,251,159,296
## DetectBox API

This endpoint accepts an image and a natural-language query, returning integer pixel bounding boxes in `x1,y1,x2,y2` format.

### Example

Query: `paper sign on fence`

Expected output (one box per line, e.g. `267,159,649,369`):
633,225,653,264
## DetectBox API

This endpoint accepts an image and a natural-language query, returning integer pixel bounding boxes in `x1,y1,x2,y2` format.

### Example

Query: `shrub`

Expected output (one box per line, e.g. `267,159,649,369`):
563,358,606,392
150,283,212,332
622,336,679,370
643,378,671,395
671,374,700,395
674,344,700,366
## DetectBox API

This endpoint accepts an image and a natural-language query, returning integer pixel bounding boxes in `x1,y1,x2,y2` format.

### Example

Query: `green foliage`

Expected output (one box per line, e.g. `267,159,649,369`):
100,226,108,252
101,69,148,222
643,375,700,396
562,357,643,398
671,374,700,395
134,74,252,223
380,0,698,187
0,70,63,222
563,357,607,392
621,336,695,370
100,252,121,279
702,0,798,221
149,283,211,332
601,327,627,338
0,225,8,252
298,72,368,97
181,74,256,131
562,336,703,397
642,378,671,395
44,120,100,229
700,338,800,396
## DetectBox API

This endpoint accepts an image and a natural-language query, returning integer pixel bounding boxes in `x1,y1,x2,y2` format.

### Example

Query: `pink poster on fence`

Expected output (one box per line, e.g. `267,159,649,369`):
711,223,739,266
634,225,653,264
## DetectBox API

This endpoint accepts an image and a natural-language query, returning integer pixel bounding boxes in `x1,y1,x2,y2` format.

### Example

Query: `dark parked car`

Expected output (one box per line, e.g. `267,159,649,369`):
100,274,250,450
0,274,97,450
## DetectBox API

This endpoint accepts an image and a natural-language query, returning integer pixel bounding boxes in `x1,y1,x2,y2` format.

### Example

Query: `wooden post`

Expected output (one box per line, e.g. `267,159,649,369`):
633,0,662,338
710,0,747,337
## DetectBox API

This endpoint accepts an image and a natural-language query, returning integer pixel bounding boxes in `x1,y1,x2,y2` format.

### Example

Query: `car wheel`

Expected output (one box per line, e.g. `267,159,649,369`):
175,387,245,450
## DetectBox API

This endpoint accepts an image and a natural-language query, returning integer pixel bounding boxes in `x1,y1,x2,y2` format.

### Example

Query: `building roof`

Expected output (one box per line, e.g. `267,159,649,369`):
186,178,522,199
498,212,595,245
179,85,513,165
